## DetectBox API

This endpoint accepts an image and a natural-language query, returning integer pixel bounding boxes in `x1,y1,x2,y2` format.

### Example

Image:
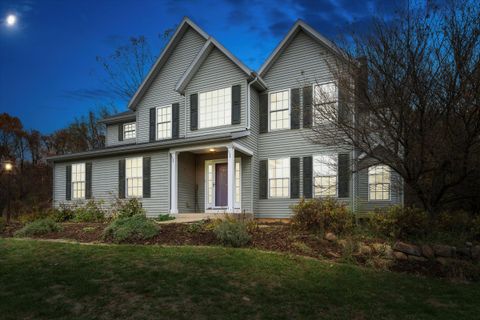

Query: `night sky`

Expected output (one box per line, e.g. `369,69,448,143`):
0,0,401,133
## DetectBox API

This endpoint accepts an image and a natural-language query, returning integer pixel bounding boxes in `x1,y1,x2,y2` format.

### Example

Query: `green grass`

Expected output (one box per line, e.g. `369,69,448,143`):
0,239,478,320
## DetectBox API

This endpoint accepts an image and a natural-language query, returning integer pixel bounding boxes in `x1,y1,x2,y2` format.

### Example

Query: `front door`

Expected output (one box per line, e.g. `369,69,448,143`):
215,163,228,207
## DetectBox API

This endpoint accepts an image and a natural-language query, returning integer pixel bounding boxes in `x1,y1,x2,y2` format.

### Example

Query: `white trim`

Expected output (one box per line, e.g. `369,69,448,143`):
155,105,173,140
169,142,233,154
232,142,253,156
267,157,291,199
204,157,242,212
312,153,338,198
268,88,291,132
170,152,178,214
367,164,392,202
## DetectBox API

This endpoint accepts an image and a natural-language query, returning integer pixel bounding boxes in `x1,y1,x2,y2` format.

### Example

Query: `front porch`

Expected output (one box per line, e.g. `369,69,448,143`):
169,142,253,215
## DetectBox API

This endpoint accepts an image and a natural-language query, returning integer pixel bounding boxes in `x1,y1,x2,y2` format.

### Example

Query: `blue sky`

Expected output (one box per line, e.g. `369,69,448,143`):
0,0,402,133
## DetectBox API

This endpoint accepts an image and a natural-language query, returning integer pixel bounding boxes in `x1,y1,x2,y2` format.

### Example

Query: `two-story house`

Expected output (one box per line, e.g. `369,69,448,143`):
48,17,403,219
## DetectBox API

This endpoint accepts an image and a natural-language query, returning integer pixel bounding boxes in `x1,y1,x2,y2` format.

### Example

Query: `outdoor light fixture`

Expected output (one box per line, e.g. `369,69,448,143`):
4,162,13,171
209,148,215,152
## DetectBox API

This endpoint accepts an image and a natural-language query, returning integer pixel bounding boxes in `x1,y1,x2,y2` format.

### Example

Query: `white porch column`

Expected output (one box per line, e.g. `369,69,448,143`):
227,145,235,213
170,151,178,214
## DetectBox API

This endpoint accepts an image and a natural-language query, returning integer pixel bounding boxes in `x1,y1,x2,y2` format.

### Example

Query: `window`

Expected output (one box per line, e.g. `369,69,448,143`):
268,158,290,198
313,154,337,197
313,83,338,124
71,163,85,199
123,122,136,140
126,157,143,197
199,87,231,129
269,90,289,130
368,165,391,200
156,105,172,139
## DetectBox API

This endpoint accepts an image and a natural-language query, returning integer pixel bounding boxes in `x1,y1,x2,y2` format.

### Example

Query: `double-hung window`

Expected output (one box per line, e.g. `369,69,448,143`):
199,87,231,129
156,105,172,140
313,154,338,197
268,158,290,198
269,90,290,130
313,83,338,125
368,165,391,200
123,122,136,140
71,163,86,199
126,157,143,198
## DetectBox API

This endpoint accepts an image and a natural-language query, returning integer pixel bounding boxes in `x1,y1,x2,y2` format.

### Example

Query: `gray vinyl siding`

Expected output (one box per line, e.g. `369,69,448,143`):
257,30,352,217
184,47,248,136
135,27,206,143
178,152,196,213
53,150,170,217
106,123,136,147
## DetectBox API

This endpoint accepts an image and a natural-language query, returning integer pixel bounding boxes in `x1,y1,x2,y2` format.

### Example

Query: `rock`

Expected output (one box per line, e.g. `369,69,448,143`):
466,242,473,247
326,251,341,258
337,239,348,248
324,232,337,241
371,243,394,258
393,241,421,256
359,245,373,255
472,245,480,261
433,245,455,257
242,296,250,302
393,251,408,260
408,255,428,262
421,244,435,259
456,247,471,259
436,257,456,266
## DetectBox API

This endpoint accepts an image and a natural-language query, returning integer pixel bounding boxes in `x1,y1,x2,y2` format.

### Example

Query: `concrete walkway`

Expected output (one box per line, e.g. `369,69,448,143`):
155,213,228,224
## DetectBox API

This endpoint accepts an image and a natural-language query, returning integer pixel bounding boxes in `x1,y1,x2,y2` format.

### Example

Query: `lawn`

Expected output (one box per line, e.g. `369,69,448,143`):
0,239,478,320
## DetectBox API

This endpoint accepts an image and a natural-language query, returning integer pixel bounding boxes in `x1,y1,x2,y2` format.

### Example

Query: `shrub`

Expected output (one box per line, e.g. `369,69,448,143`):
291,198,353,234
436,210,471,234
0,217,5,233
368,206,429,239
103,215,158,242
213,219,252,247
73,200,105,222
18,207,51,224
51,205,75,222
471,215,480,240
14,218,62,237
112,198,145,219
154,214,175,222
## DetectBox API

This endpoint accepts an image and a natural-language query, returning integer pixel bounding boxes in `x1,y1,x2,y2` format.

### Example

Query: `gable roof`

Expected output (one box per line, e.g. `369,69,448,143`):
127,17,209,110
258,19,355,77
175,37,267,94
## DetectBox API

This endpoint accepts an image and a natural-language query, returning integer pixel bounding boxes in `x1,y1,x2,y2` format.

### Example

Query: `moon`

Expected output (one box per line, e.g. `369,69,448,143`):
6,14,17,27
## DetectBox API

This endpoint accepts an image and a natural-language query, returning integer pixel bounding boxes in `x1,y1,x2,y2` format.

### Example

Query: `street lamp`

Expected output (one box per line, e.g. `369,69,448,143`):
2,160,14,222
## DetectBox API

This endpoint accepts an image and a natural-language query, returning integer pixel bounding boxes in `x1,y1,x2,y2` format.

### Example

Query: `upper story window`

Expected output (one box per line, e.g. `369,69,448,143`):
313,83,338,124
71,163,85,199
268,158,290,198
123,122,136,140
157,105,172,140
313,154,337,197
199,87,231,129
368,165,391,201
126,157,143,198
269,90,290,130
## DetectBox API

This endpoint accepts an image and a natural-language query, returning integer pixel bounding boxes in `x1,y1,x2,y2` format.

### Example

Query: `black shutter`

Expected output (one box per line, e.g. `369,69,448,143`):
118,123,124,141
290,157,300,198
232,85,241,124
143,157,151,198
119,159,126,199
149,108,156,142
66,165,72,201
172,103,179,139
85,162,92,199
338,153,350,198
190,93,198,131
303,86,312,128
259,160,268,199
291,88,300,129
303,156,313,198
259,93,268,133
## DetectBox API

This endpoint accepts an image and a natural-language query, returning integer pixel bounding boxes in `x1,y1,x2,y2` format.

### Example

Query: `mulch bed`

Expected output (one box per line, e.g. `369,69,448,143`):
2,221,478,281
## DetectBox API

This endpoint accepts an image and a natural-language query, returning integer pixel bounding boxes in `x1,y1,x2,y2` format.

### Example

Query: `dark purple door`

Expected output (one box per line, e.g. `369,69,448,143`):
215,163,228,207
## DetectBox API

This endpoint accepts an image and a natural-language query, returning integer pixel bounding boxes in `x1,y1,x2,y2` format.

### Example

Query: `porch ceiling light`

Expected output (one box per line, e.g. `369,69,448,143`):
209,148,215,152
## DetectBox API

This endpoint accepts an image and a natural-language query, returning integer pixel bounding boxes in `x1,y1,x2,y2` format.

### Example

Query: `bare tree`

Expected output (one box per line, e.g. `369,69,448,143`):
96,30,174,102
311,1,480,215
